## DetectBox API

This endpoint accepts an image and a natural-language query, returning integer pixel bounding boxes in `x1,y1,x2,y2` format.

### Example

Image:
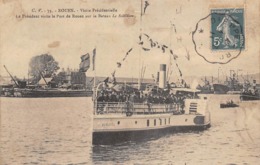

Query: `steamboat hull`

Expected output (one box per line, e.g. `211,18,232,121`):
93,123,210,145
92,86,211,145
92,112,211,145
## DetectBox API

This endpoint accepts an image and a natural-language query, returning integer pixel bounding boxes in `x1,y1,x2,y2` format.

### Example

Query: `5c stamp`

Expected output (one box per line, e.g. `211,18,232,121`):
192,8,245,64
211,8,245,50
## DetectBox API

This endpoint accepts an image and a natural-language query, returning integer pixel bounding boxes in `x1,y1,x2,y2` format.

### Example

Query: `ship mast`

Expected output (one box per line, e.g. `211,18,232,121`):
3,65,19,87
138,0,143,90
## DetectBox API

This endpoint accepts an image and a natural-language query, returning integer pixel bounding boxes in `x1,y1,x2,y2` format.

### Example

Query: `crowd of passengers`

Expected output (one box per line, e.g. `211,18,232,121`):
97,89,193,105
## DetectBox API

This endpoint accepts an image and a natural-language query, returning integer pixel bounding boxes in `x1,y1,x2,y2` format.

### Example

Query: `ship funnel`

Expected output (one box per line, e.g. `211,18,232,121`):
159,64,166,88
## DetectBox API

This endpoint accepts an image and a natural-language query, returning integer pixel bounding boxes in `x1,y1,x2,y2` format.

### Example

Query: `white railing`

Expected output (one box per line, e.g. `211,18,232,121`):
94,102,183,115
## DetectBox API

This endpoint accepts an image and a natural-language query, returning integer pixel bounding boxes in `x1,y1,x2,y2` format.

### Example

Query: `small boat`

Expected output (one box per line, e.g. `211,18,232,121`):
92,64,211,145
220,100,239,108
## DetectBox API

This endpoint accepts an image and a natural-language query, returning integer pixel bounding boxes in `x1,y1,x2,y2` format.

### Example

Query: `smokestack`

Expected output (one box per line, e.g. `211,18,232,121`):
159,64,166,88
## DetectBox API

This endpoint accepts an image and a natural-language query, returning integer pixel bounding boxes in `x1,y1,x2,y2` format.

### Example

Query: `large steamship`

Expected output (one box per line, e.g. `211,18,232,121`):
92,64,211,145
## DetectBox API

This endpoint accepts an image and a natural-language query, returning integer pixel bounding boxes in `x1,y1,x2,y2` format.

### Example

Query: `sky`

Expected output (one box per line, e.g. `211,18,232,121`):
1,0,259,83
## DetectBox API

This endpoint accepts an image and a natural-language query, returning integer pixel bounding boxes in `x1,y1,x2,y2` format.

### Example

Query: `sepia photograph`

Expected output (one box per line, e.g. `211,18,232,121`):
0,0,259,164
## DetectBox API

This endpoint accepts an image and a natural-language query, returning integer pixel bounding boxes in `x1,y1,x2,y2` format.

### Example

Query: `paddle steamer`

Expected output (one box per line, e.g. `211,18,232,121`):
92,64,211,145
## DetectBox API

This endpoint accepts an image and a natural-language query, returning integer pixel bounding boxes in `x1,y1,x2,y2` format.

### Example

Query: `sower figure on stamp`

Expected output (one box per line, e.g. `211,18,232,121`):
216,11,240,48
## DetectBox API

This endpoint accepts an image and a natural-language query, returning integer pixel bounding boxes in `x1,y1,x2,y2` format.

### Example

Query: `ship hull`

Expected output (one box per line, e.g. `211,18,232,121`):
199,89,213,94
92,112,211,145
213,84,229,94
240,93,260,101
13,89,93,97
93,123,210,145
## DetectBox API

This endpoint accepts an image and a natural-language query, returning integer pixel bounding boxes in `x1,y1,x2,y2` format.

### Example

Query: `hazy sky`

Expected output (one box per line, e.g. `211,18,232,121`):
1,0,259,82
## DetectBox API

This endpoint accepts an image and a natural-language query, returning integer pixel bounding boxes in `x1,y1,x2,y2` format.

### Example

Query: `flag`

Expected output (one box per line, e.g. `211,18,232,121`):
170,49,173,55
141,0,150,16
79,53,90,72
176,63,182,77
142,47,150,51
139,34,142,41
143,33,150,38
92,48,96,71
103,77,109,83
143,1,150,14
117,62,122,68
150,39,156,47
126,48,133,55
138,41,144,45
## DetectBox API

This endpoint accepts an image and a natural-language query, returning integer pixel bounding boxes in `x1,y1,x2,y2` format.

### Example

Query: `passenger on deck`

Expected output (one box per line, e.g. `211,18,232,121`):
97,93,105,102
117,93,124,102
110,92,117,102
179,96,185,113
164,95,172,104
159,96,164,104
104,93,109,102
129,92,135,102
153,96,159,104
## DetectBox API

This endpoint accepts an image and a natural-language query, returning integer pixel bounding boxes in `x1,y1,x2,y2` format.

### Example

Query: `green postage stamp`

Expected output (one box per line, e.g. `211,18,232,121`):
211,8,245,50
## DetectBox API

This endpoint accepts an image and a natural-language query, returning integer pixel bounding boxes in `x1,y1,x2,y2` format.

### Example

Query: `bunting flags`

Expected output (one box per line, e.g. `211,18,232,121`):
137,33,183,78
126,48,133,56
122,48,134,61
106,32,183,83
176,63,182,77
138,33,179,60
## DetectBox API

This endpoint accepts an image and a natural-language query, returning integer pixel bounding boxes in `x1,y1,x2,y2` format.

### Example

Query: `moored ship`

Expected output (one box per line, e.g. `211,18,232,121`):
197,77,213,94
212,83,229,94
1,65,93,97
213,70,243,94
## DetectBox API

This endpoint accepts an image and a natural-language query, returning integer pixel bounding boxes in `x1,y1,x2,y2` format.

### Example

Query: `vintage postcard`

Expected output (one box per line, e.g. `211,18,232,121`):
0,0,259,164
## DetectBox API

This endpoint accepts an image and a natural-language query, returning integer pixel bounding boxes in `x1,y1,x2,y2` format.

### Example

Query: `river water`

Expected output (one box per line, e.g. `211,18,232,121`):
0,95,259,165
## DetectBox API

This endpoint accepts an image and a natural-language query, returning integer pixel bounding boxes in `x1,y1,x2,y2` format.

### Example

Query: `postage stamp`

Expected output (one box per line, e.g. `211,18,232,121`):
192,8,245,64
211,8,245,50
